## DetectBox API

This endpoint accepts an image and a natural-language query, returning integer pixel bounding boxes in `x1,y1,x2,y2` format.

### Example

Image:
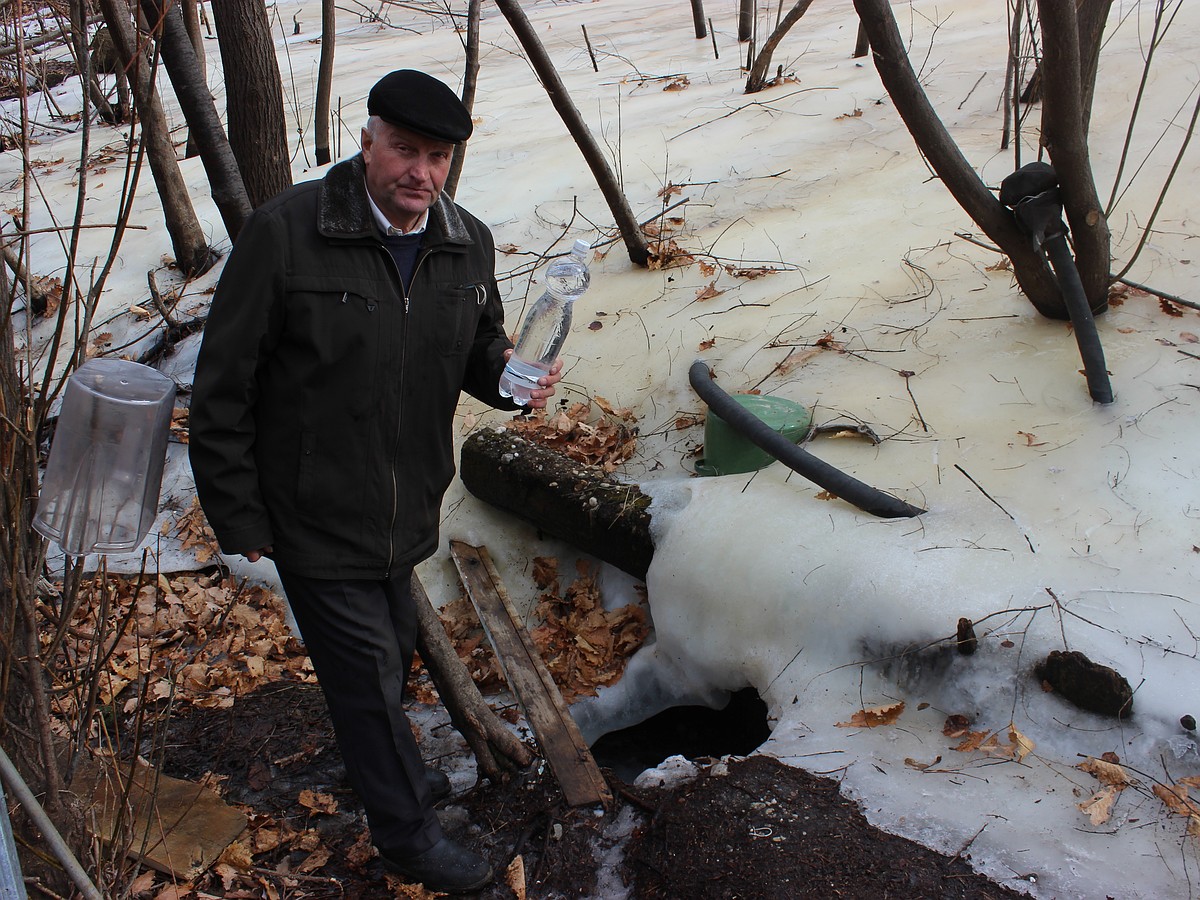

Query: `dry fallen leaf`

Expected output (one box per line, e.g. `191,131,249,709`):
943,714,972,737
129,870,157,897
529,561,650,703
837,701,905,728
384,877,444,898
724,265,777,279
951,730,993,753
695,282,723,301
218,839,254,871
295,844,332,874
1079,785,1121,825
438,596,506,692
1154,782,1200,819
904,755,942,771
298,789,338,814
1008,725,1034,762
503,400,638,473
506,854,527,900
1078,757,1130,787
346,828,376,867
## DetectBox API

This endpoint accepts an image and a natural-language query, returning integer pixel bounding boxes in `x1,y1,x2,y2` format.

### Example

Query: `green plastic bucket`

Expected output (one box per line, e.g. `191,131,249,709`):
694,394,812,476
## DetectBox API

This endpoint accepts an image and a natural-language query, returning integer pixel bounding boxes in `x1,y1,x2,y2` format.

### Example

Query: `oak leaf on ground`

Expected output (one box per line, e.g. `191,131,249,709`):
837,701,905,728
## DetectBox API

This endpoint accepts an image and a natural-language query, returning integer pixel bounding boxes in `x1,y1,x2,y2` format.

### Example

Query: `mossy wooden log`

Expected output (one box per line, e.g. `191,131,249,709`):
459,429,654,581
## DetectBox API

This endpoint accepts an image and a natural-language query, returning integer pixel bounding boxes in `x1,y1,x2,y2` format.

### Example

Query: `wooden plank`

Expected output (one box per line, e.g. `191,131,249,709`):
450,540,612,808
71,755,247,879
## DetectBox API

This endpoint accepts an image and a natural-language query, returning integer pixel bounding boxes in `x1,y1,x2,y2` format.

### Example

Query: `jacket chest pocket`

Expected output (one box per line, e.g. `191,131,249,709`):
431,281,487,356
284,276,387,417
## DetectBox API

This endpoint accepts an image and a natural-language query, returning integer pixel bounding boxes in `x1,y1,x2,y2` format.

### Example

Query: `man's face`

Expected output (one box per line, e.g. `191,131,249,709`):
361,119,454,232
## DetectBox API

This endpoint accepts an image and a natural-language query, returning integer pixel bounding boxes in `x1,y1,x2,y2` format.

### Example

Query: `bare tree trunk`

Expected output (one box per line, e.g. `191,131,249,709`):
97,0,217,277
690,0,706,38
853,0,1071,319
853,21,869,58
494,0,650,267
1,241,56,315
181,0,206,69
91,26,132,121
67,0,119,124
1036,0,1111,310
1001,0,1020,155
140,0,253,241
180,0,206,157
210,0,292,207
1074,0,1113,135
738,0,753,42
445,0,480,200
745,0,815,93
314,0,336,166
0,232,89,900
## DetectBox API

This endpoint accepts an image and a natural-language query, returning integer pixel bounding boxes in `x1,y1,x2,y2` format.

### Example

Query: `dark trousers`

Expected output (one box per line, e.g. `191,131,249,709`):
276,567,442,855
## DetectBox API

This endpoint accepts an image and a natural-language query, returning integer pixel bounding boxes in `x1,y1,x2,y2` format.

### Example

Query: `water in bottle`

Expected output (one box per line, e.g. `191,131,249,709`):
499,239,591,405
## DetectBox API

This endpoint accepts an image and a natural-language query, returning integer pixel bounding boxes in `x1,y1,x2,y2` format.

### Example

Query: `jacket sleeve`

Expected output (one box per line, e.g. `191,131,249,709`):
188,208,286,555
459,217,519,409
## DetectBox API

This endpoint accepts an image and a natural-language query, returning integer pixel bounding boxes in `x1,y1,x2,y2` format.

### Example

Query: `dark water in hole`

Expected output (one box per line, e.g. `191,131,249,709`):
589,687,772,783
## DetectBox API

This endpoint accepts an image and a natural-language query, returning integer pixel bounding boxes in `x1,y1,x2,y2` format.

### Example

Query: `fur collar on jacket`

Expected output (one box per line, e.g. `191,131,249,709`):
316,153,473,245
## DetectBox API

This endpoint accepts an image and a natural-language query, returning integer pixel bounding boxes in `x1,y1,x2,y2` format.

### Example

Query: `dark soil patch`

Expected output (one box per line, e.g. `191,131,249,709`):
0,59,76,103
625,755,1031,899
154,681,1031,898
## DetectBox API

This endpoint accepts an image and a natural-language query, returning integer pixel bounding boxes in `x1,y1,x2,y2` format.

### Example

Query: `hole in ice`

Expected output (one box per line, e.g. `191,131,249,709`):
589,687,772,783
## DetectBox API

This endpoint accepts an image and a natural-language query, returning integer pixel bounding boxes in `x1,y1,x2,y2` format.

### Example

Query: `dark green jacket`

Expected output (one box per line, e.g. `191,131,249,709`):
190,155,514,578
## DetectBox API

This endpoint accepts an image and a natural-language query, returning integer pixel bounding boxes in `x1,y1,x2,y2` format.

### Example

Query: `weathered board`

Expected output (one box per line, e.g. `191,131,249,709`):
449,540,613,809
72,755,247,879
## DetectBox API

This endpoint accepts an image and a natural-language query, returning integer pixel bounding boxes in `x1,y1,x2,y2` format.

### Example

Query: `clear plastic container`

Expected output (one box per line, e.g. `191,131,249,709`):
499,239,591,405
34,359,176,556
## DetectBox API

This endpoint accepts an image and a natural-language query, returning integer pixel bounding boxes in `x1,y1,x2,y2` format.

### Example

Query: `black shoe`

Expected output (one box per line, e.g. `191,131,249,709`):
380,836,493,893
424,765,451,801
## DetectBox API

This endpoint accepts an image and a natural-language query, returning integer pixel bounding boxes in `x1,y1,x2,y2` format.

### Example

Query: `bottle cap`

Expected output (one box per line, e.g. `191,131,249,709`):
572,239,591,257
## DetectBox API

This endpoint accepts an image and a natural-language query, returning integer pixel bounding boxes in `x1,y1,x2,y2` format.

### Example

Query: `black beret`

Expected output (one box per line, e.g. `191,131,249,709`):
367,70,473,144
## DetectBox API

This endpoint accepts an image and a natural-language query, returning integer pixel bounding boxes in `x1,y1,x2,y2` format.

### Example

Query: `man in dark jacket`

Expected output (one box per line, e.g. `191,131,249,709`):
190,70,561,894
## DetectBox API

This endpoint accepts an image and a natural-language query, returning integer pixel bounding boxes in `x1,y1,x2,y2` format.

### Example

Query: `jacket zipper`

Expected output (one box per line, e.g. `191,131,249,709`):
383,247,431,579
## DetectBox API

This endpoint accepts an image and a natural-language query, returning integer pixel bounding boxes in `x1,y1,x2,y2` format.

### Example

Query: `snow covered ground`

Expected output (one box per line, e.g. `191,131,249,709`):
5,0,1200,896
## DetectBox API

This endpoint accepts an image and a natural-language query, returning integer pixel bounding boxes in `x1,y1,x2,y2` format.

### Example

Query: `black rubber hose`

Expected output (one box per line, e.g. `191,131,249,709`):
1041,233,1115,404
1002,163,1114,405
688,360,925,518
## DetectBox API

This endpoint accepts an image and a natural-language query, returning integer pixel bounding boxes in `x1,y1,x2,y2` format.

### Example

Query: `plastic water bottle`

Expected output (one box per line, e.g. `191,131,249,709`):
499,239,591,405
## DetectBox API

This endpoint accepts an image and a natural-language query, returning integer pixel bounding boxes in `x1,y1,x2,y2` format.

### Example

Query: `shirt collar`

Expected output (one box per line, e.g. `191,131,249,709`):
366,188,429,236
